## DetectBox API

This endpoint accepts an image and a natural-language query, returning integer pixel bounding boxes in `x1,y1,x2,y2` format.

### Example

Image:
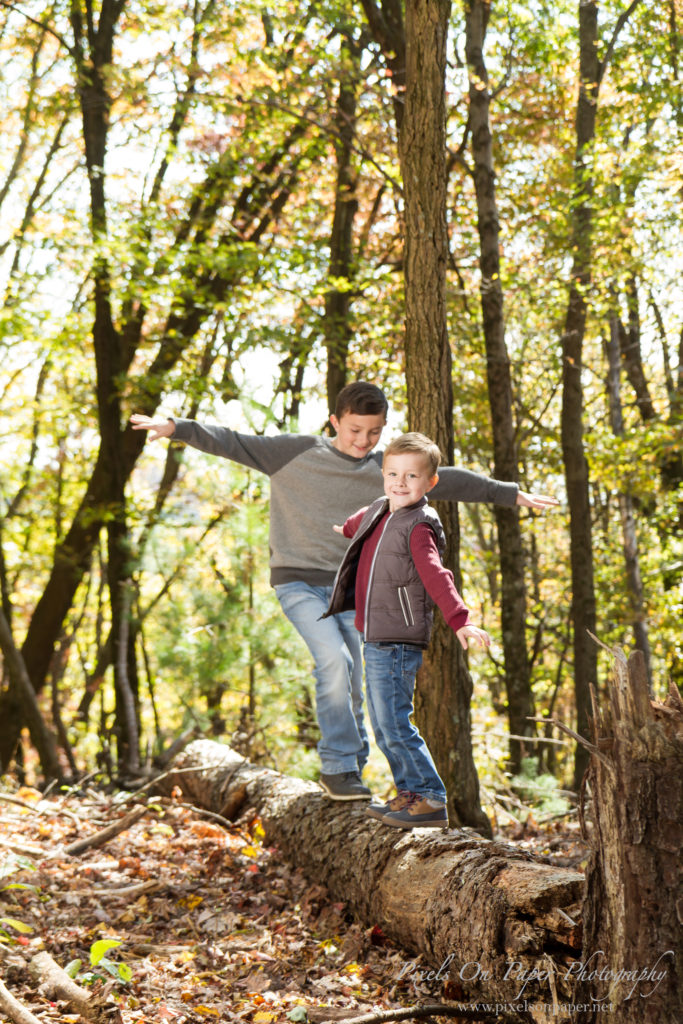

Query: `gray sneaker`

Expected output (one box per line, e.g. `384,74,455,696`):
366,790,415,821
319,771,372,801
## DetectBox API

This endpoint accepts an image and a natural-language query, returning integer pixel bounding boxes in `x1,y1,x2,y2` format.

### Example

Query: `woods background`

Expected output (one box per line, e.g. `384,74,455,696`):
0,0,681,819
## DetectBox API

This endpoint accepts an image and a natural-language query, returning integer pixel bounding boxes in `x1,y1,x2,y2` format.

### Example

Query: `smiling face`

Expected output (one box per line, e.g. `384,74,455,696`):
382,452,438,512
330,411,386,459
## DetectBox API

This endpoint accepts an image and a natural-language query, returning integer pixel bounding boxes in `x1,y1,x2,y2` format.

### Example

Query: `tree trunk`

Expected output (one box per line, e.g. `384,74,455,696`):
325,37,360,415
359,0,406,132
560,0,600,790
398,0,489,836
464,0,533,774
605,310,652,680
0,607,63,782
618,276,656,422
159,738,585,1018
575,647,683,1023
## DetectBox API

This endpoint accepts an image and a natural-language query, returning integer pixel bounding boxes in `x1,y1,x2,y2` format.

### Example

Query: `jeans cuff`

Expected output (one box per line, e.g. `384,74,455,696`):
320,762,361,775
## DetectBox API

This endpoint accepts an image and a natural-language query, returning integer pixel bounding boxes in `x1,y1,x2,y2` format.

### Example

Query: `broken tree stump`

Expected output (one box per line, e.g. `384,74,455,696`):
575,647,682,1023
159,741,584,1020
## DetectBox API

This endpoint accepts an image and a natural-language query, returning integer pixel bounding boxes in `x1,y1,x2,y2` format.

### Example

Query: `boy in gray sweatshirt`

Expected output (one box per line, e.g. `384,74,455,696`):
131,382,557,800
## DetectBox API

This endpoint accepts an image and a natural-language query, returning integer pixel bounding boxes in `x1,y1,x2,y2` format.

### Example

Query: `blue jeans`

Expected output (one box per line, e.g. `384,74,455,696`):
274,582,369,775
363,641,447,804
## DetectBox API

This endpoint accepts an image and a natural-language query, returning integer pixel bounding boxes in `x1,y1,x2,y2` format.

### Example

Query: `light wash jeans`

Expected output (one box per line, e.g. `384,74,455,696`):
274,581,369,775
363,640,447,804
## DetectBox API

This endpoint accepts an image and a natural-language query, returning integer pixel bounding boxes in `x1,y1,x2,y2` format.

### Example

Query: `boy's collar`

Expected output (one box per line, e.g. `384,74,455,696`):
382,495,429,514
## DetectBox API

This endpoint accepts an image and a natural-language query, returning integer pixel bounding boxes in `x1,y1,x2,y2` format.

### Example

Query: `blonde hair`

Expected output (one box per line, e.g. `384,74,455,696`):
383,432,441,477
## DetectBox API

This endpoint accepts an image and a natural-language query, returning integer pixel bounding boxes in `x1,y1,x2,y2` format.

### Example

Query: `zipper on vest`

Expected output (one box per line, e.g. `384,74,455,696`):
398,587,414,627
364,513,392,637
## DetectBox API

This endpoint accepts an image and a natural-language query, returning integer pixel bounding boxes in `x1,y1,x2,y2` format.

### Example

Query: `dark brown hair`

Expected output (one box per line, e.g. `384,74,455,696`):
334,381,388,420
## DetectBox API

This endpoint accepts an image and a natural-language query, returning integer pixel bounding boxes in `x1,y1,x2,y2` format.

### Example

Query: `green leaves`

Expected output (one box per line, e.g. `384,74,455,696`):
87,938,133,985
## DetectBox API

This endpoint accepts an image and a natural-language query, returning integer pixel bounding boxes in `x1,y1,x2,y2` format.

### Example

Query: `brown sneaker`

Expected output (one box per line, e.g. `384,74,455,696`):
366,790,416,821
380,796,448,829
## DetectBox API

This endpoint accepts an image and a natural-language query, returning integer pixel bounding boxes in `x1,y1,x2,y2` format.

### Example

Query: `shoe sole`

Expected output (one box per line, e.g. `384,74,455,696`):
366,803,389,820
319,781,372,801
379,814,449,829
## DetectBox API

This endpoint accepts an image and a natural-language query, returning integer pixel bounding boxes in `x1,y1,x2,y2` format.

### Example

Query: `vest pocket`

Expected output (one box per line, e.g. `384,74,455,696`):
398,587,415,627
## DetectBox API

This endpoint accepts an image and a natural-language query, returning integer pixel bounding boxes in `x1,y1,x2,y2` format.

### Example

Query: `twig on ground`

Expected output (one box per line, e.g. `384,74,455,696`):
117,763,220,803
0,794,40,812
29,950,123,1023
79,878,163,898
63,804,148,856
0,977,43,1024
177,801,236,830
0,837,48,858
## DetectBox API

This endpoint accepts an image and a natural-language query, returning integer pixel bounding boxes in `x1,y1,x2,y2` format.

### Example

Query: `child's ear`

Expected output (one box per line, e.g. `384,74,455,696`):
427,473,439,492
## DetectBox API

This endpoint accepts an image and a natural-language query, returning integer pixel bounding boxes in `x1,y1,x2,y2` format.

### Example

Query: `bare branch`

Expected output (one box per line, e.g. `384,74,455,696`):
598,0,646,85
0,0,74,56
63,803,147,856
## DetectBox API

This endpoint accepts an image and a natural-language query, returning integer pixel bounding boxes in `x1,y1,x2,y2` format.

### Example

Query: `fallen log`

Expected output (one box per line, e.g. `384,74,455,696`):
159,741,584,1021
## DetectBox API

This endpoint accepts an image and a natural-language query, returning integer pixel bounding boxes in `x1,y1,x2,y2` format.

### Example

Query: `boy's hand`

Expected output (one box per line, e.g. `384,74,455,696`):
456,625,491,650
516,490,560,511
332,525,344,534
130,414,174,440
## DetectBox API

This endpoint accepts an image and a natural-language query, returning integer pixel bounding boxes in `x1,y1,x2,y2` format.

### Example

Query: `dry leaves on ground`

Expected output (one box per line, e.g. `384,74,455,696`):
0,786,587,1023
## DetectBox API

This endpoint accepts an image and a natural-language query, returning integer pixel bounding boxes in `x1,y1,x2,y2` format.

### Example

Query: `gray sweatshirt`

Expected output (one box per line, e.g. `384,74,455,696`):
171,419,519,586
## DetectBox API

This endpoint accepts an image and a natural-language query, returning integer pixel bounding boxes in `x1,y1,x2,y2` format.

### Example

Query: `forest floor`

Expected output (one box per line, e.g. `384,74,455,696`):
0,785,587,1024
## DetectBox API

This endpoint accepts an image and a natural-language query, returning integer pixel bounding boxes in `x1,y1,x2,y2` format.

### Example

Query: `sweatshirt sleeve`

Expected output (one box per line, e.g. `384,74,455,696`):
430,466,518,507
170,419,317,477
410,525,471,634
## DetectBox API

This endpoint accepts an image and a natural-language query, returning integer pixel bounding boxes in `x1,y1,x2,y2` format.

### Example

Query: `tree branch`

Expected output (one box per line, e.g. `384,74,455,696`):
598,0,645,85
0,0,75,56
0,978,43,1024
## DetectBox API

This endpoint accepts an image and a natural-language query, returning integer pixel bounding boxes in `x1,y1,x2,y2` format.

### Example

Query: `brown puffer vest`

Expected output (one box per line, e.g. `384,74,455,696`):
324,496,446,646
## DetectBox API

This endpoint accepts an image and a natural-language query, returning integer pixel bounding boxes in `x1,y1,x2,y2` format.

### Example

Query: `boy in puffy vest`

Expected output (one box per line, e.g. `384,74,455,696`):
326,432,490,828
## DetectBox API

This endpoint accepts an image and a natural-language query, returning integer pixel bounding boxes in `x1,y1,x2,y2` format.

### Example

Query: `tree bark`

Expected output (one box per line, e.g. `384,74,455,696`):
0,606,63,782
604,310,652,679
575,647,683,1023
464,0,533,774
618,277,656,423
560,0,600,790
325,36,361,414
397,0,489,836
159,738,585,1018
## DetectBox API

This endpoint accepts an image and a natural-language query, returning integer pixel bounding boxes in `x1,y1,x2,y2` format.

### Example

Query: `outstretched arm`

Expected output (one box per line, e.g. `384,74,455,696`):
431,466,518,506
130,414,317,476
432,466,559,512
